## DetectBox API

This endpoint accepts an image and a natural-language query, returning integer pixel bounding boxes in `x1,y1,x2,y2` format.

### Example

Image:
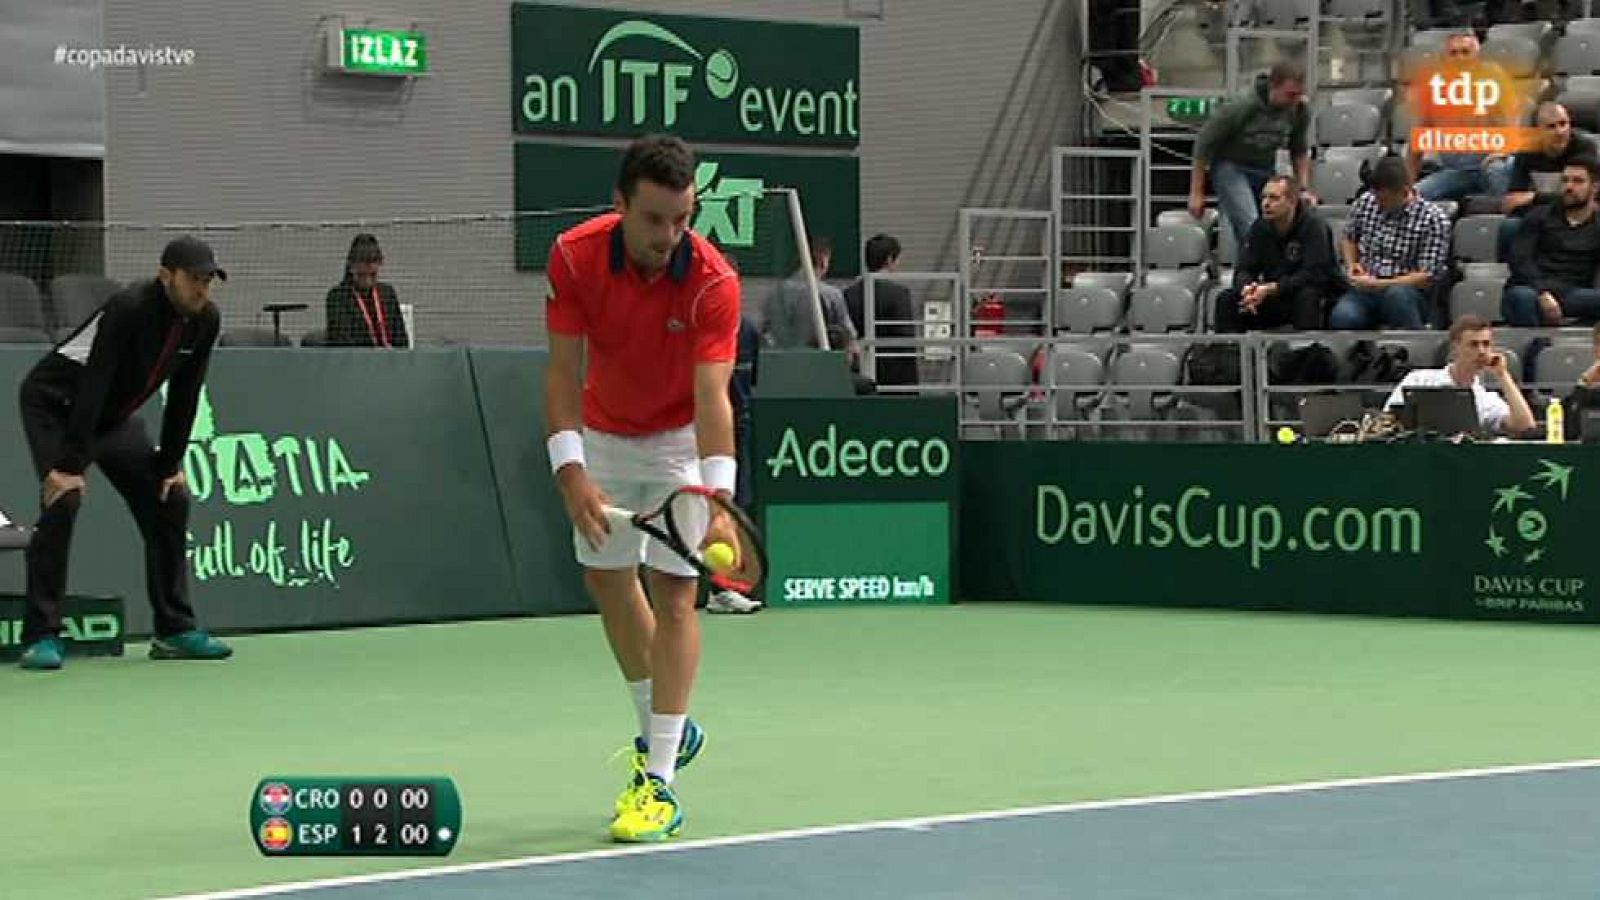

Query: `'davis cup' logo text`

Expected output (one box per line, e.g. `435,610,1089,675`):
1402,59,1539,155
518,19,859,140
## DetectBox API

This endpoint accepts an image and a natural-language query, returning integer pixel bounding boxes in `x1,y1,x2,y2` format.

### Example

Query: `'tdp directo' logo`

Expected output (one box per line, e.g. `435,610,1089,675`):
1403,59,1538,154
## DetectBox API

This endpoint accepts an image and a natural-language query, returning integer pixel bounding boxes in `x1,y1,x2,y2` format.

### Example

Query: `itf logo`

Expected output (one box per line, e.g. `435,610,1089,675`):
1404,58,1538,154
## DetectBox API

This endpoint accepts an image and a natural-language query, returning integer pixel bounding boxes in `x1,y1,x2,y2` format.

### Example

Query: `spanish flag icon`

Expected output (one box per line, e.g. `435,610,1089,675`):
260,817,293,852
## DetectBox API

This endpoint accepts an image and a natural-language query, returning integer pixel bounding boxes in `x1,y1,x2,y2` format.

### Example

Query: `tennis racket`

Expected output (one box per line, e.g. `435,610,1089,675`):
604,485,767,596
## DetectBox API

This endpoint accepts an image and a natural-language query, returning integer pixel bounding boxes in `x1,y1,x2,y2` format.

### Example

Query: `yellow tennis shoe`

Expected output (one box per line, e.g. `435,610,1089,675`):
609,774,682,843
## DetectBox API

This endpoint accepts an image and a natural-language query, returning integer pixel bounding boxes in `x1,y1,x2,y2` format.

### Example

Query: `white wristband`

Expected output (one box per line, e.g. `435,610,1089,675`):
547,430,585,474
700,455,737,494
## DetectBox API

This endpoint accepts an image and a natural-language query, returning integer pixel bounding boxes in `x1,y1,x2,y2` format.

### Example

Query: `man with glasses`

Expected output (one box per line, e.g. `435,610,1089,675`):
1498,103,1598,257
1503,158,1600,325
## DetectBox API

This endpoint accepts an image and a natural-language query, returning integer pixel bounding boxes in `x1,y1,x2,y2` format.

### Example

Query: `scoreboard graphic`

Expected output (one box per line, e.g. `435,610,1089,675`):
249,777,462,857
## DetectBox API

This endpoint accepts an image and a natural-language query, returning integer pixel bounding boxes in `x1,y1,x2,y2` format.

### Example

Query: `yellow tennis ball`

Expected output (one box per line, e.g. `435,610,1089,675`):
1276,426,1298,445
704,541,737,573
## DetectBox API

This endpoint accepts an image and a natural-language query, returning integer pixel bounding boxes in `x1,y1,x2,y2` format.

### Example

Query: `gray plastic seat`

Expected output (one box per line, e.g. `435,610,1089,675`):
1554,34,1600,77
48,274,121,335
1323,144,1387,167
1054,286,1123,334
1535,342,1594,386
1155,208,1219,232
1144,267,1206,294
1449,279,1504,323
1313,156,1367,205
1323,88,1393,111
1050,345,1106,425
961,349,1030,437
1316,103,1383,146
1072,271,1133,299
1483,35,1544,78
1486,22,1554,50
1567,18,1600,35
1145,224,1208,269
1128,286,1197,333
0,274,48,331
1453,215,1505,263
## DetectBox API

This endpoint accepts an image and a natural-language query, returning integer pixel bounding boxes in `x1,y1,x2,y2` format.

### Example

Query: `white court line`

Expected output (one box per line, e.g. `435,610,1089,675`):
163,757,1600,899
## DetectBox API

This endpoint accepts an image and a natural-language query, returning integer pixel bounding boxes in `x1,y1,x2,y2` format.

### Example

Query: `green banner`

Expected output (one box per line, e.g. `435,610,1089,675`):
0,349,521,636
960,442,1598,622
514,142,859,278
511,3,859,147
753,396,958,606
466,348,590,616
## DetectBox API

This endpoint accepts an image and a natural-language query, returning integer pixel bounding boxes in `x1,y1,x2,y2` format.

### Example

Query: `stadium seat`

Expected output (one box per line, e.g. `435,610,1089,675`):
1552,34,1600,77
1324,0,1385,19
1313,156,1368,205
1458,261,1510,281
1486,22,1554,51
1072,271,1133,298
1568,18,1600,35
1144,268,1206,295
1254,0,1309,27
1155,208,1219,232
1145,224,1208,269
1449,279,1505,323
1379,334,1447,371
1482,36,1544,79
1128,285,1197,333
961,349,1030,438
47,274,120,336
1049,344,1106,428
1321,88,1393,112
1562,75,1600,95
1558,91,1600,131
1388,103,1414,151
1054,286,1123,333
1315,103,1383,146
300,328,329,347
1452,215,1505,263
1323,144,1387,167
0,274,49,332
1534,341,1594,386
220,327,293,347
1107,346,1183,439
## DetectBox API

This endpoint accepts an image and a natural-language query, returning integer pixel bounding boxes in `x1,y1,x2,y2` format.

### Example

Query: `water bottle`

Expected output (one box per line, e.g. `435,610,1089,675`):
1547,397,1565,444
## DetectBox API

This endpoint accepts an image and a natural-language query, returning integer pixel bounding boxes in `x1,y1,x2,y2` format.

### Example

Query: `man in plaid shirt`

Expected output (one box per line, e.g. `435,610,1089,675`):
1329,156,1453,330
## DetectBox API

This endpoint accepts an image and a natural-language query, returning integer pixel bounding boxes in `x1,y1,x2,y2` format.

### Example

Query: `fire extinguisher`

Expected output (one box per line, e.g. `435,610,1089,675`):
973,293,1005,337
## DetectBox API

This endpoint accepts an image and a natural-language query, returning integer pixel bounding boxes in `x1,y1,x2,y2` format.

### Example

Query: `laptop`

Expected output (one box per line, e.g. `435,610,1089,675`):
1298,392,1366,439
1400,386,1481,437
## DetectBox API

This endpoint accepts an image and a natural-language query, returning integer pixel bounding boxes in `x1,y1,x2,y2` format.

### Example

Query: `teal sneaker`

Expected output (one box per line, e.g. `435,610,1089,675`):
149,629,233,660
18,637,64,670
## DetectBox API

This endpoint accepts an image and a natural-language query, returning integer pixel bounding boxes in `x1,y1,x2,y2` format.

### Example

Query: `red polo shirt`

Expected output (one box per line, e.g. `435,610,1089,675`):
546,212,741,436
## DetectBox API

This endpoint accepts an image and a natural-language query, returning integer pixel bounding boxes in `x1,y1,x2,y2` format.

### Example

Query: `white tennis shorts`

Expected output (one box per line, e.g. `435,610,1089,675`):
574,426,705,577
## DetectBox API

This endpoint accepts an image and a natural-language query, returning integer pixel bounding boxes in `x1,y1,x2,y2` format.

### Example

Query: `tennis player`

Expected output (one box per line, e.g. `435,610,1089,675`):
15,236,234,670
544,134,741,842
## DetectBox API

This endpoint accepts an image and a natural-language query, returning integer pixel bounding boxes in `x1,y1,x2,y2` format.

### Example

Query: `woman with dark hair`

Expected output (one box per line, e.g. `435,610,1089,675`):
325,233,409,348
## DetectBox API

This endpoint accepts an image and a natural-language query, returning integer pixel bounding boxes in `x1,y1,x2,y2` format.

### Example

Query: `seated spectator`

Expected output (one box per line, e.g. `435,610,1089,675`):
326,233,408,348
1330,157,1453,330
1499,103,1598,257
1554,322,1600,441
761,235,857,361
1503,158,1600,326
1408,32,1515,203
843,233,918,387
1214,175,1339,332
1189,60,1314,250
1383,313,1536,434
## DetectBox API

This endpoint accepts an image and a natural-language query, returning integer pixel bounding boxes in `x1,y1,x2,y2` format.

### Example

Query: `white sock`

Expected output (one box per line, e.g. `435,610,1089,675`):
627,680,652,739
647,713,687,783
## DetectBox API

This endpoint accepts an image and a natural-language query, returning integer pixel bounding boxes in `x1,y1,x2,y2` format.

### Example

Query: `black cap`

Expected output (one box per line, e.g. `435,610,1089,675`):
160,235,228,280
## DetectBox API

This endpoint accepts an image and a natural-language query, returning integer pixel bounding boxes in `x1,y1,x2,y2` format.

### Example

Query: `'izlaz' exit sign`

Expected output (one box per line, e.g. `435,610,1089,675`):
326,24,428,77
